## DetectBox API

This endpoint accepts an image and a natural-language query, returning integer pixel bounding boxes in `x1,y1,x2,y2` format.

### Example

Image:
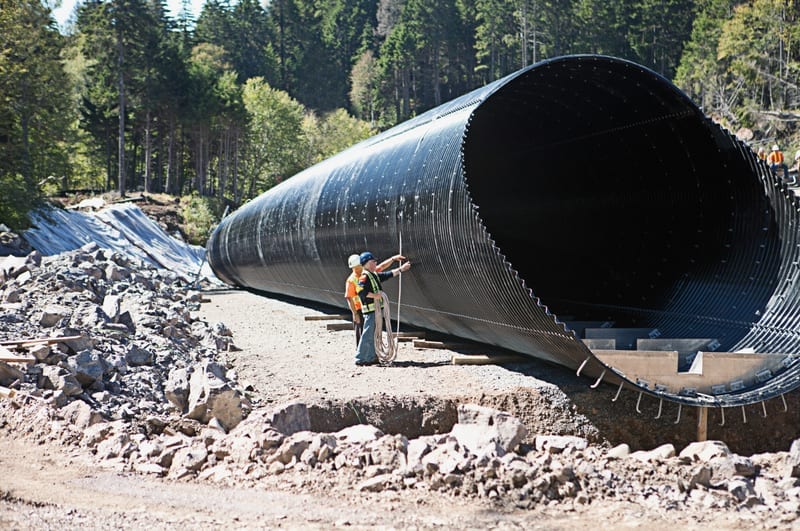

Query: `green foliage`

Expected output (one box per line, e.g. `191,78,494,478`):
195,0,275,84
349,50,379,122
180,193,218,245
303,109,375,165
0,173,36,231
240,77,308,198
9,0,800,224
676,0,800,145
0,0,72,206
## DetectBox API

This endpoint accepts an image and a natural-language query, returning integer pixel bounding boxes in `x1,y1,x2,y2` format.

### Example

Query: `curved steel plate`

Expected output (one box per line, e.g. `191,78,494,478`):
207,55,800,407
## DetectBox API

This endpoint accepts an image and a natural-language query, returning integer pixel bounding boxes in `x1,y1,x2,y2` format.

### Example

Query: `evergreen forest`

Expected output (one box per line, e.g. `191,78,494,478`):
3,0,800,231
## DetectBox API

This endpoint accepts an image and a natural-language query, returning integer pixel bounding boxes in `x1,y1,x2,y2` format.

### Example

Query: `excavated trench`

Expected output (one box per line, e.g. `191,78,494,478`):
299,384,800,456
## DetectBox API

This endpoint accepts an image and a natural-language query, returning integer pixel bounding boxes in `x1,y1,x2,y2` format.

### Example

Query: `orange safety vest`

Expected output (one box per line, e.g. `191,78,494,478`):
768,150,784,164
345,271,363,311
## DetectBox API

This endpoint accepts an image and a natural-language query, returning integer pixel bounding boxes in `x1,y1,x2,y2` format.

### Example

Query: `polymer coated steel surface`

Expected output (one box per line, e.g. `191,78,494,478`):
207,55,800,408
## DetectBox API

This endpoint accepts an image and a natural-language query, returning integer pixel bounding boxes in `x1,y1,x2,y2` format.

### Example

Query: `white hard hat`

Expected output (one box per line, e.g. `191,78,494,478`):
773,144,780,151
347,254,361,268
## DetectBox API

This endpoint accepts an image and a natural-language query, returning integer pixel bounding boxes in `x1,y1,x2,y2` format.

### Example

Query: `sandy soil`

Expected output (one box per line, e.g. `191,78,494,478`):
0,287,790,529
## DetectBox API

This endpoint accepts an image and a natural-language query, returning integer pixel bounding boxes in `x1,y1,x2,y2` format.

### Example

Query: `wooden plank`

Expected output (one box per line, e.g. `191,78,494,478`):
394,332,425,338
326,322,353,331
0,335,83,347
697,407,708,442
304,314,350,321
0,386,16,399
451,353,527,365
413,340,475,350
0,345,35,363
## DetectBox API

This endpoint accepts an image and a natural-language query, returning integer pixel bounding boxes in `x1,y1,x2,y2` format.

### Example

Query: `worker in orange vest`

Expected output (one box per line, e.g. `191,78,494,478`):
767,144,790,182
344,252,405,346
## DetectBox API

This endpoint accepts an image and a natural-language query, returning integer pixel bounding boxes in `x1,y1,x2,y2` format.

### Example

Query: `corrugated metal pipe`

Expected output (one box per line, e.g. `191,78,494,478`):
207,55,800,408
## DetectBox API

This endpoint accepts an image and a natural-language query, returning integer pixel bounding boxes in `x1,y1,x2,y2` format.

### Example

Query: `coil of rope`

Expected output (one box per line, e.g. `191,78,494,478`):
375,235,405,365
373,291,397,365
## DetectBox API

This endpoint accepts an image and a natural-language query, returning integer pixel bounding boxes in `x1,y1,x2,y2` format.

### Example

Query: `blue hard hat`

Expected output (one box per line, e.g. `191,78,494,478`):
359,251,375,265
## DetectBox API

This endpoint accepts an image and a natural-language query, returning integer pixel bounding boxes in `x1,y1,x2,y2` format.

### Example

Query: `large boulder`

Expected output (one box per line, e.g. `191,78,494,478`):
450,404,527,455
185,360,246,431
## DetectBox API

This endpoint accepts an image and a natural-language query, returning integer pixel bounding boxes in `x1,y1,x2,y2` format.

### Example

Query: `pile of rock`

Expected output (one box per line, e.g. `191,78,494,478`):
189,402,800,517
0,224,31,256
0,242,248,435
2,243,800,520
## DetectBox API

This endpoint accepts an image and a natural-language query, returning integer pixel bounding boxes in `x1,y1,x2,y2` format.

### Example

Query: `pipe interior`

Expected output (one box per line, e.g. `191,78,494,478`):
463,58,778,344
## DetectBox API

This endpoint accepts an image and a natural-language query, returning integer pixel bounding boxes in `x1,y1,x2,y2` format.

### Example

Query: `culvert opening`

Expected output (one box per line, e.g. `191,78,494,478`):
463,56,779,350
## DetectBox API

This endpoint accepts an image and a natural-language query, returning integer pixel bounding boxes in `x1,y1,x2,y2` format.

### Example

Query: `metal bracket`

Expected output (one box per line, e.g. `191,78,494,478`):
636,392,643,414
674,404,682,424
741,405,747,424
590,370,606,389
612,380,624,402
654,399,663,419
576,356,590,377
719,407,725,426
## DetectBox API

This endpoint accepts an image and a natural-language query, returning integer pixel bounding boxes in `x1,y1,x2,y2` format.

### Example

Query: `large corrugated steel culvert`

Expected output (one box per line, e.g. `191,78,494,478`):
207,55,800,409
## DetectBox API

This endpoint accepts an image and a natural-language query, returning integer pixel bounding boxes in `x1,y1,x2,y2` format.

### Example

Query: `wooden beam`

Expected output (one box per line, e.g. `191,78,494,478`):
394,331,424,338
413,340,475,350
326,322,353,331
451,353,527,365
0,345,35,363
304,314,350,321
697,407,708,442
0,335,83,347
0,386,16,399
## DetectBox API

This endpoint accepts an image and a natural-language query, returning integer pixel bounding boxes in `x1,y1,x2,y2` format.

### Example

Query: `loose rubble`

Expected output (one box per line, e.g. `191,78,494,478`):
1,243,800,524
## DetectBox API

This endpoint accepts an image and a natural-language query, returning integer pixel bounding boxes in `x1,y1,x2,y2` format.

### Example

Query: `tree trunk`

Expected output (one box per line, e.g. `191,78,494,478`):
432,44,441,107
231,132,238,204
117,26,126,197
166,117,175,195
144,110,152,193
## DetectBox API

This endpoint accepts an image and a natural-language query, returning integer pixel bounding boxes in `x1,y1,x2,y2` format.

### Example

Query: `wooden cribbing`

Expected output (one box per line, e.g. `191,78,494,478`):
0,386,16,399
697,407,708,442
326,322,354,331
304,314,350,321
413,340,475,350
451,353,527,365
0,345,36,363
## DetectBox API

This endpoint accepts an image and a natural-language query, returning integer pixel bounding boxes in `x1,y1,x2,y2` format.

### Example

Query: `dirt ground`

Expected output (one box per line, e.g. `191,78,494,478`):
0,287,796,529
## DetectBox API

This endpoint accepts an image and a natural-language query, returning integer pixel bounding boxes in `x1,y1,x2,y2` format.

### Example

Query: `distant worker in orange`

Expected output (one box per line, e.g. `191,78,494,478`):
757,146,767,161
344,252,405,346
767,144,790,182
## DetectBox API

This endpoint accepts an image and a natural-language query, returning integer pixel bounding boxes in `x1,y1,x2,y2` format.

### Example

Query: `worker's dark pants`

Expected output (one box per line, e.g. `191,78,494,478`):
353,310,363,346
771,163,790,181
